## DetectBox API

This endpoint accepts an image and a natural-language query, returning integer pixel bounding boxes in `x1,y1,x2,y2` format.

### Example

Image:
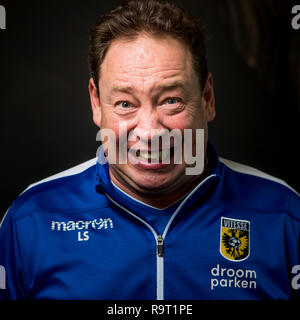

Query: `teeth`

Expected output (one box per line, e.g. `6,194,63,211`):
130,148,173,162
139,150,161,161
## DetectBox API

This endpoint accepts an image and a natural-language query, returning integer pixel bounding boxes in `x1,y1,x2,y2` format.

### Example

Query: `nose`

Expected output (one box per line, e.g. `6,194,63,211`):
130,108,165,146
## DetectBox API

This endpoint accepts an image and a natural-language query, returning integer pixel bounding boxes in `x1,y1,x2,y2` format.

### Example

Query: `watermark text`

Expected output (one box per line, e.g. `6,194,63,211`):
292,265,300,290
0,265,5,289
96,122,205,175
292,5,300,30
0,5,6,30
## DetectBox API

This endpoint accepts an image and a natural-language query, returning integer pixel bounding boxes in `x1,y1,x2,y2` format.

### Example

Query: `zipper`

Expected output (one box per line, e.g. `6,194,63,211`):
104,193,164,299
156,235,164,300
157,235,164,257
104,173,217,300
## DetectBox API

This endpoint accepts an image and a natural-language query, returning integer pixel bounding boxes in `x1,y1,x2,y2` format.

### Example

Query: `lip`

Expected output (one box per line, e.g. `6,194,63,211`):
128,145,174,152
127,147,175,170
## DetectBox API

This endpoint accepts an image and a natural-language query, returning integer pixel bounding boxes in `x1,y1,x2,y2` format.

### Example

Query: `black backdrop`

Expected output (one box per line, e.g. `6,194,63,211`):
0,0,299,218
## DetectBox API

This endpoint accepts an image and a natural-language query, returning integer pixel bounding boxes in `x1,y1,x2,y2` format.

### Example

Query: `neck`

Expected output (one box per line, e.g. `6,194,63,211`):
109,169,206,209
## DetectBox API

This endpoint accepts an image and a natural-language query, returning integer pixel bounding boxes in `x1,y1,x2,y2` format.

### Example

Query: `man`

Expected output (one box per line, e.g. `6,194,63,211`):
0,0,299,300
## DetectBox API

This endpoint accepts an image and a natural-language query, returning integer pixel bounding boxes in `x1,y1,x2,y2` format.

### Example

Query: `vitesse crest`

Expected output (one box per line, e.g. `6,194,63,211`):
220,217,250,261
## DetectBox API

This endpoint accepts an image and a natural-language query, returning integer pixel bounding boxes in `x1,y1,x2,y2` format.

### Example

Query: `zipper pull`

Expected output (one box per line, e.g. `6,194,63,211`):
157,235,164,257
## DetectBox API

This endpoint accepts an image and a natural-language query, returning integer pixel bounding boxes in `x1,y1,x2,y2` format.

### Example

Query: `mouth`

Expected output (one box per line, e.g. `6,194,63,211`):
134,148,173,161
127,147,175,169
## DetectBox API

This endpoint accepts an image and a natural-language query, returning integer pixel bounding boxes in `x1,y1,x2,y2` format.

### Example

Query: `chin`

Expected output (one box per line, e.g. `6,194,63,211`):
127,166,182,192
135,179,169,191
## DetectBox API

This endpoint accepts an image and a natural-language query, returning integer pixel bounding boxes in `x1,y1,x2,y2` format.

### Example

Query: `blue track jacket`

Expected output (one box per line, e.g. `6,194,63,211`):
0,142,300,300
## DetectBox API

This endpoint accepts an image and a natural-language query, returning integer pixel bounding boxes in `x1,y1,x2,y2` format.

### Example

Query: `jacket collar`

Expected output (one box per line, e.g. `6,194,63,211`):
95,141,221,215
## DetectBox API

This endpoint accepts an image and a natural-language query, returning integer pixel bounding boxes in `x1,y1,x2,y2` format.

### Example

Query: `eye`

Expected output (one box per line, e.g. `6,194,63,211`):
165,98,180,105
117,101,132,108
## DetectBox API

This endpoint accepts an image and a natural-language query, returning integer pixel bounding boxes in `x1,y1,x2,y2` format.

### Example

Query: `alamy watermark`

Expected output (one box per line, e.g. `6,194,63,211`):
0,265,5,290
292,5,300,30
96,121,205,175
0,5,6,30
291,265,300,290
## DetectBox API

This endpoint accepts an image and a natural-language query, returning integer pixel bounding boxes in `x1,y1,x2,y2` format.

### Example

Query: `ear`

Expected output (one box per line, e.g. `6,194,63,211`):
202,72,216,122
88,77,102,127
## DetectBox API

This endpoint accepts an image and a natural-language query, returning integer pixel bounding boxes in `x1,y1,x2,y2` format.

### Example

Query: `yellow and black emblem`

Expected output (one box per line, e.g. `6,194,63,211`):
220,217,250,261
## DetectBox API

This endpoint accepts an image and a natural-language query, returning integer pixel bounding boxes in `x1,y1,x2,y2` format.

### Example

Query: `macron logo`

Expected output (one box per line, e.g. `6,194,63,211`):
51,218,114,242
51,218,114,232
0,265,5,290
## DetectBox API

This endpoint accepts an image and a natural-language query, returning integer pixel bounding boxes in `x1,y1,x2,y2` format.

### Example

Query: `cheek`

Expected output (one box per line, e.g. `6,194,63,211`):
163,111,203,131
99,114,120,147
101,118,132,150
101,110,120,132
162,110,206,151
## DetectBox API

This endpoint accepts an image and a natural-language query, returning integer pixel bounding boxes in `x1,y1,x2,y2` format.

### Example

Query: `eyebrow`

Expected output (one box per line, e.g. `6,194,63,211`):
153,81,188,95
110,80,188,96
111,85,135,94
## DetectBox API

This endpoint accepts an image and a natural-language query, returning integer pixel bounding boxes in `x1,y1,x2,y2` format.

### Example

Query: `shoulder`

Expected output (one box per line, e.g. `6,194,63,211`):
217,157,300,218
24,158,98,193
2,158,104,223
220,157,298,194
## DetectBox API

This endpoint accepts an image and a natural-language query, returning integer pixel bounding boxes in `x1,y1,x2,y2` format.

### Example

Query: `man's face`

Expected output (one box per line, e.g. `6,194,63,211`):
89,33,215,194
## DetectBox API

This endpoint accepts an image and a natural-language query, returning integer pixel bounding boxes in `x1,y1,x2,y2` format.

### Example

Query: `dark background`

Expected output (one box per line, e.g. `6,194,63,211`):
0,0,299,219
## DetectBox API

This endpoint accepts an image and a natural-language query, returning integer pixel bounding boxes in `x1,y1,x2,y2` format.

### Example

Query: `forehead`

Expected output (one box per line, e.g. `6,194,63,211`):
100,33,195,82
